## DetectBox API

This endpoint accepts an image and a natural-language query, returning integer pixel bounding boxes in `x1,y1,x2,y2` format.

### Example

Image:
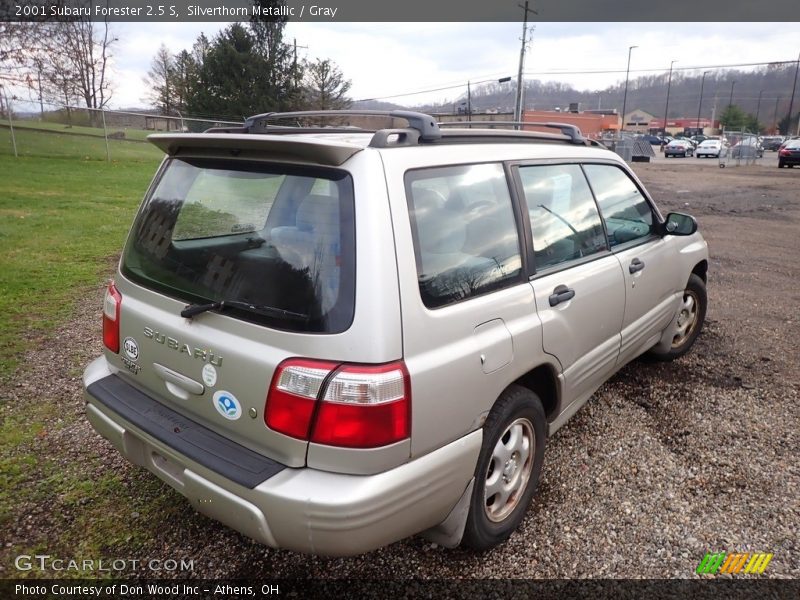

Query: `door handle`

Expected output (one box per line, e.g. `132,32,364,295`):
629,258,645,274
549,284,575,307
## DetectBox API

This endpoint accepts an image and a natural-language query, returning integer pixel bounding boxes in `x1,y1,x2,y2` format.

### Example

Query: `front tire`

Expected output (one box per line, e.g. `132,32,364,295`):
647,273,707,361
461,385,546,551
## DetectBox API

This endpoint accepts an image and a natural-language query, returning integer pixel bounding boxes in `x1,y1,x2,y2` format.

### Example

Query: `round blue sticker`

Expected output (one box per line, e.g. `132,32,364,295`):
212,390,242,420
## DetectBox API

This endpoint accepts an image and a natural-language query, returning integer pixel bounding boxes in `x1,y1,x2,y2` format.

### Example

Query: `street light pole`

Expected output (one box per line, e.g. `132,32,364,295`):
663,60,677,134
513,1,537,128
467,80,472,123
755,90,764,133
729,80,736,108
621,45,637,133
696,71,711,136
785,50,799,135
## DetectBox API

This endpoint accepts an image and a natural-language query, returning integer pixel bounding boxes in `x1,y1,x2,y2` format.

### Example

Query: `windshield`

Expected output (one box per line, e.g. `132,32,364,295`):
122,158,356,333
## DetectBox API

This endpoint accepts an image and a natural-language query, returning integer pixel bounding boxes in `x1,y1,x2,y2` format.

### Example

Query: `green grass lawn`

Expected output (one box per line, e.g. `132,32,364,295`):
0,138,197,572
1,125,163,161
4,119,154,141
0,151,161,378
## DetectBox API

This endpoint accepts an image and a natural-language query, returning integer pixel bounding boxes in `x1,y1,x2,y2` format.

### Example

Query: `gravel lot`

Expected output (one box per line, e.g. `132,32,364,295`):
2,156,798,580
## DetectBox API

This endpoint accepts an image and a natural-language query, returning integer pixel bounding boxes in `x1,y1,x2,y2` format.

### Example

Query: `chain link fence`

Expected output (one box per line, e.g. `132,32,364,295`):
718,130,762,168
0,104,243,161
600,133,656,163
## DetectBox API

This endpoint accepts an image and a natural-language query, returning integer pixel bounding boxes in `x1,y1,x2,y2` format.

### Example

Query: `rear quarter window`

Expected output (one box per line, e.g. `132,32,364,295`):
405,163,523,308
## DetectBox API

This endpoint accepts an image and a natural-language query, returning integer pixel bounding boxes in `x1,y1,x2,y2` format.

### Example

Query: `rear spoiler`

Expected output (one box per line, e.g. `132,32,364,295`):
147,133,363,167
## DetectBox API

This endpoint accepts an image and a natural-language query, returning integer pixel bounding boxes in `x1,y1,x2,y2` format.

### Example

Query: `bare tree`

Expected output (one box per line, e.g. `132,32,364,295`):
2,20,116,121
143,44,175,114
303,58,352,110
57,20,115,110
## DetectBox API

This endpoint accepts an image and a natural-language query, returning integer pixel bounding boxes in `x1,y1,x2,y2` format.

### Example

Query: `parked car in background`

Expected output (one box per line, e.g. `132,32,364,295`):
762,136,784,151
695,139,723,158
690,135,708,145
730,139,764,159
778,136,800,151
641,134,663,145
778,139,800,167
665,139,695,157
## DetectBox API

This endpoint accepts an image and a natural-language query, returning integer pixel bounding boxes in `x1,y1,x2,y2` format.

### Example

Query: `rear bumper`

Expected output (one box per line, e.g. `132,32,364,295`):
83,357,481,555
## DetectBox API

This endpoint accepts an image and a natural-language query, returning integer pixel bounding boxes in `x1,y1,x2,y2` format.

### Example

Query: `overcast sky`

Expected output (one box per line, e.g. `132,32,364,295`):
13,22,800,112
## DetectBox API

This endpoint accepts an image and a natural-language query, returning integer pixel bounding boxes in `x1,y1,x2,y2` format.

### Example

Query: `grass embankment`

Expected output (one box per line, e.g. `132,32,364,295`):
0,134,173,575
1,124,163,161
2,119,154,141
0,155,158,376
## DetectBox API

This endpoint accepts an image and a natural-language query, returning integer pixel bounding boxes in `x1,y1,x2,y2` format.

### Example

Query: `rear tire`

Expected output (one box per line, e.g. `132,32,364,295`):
647,273,707,362
461,385,546,551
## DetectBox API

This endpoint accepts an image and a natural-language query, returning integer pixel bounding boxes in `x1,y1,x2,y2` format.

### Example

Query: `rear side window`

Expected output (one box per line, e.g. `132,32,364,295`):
518,164,607,270
122,158,355,333
583,164,655,247
405,163,523,309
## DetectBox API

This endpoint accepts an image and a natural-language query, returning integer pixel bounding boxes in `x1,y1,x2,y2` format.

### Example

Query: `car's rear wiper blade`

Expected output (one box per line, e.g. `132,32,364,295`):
181,300,308,321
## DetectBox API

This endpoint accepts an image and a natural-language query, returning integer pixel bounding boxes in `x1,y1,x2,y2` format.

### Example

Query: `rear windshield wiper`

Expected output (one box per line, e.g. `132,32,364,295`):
181,300,308,321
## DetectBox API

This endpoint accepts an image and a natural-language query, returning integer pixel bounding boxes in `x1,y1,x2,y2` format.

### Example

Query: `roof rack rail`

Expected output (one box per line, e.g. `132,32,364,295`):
438,121,587,145
243,109,441,141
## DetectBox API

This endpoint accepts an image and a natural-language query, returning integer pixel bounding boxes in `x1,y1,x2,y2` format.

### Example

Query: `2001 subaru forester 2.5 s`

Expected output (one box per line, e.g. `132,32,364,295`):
83,111,708,555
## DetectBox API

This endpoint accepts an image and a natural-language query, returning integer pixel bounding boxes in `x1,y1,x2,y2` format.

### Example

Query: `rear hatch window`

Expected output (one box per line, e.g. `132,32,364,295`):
122,158,355,333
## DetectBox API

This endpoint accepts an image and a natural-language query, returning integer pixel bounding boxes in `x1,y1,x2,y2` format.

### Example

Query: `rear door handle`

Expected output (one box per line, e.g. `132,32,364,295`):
629,258,645,274
549,284,575,307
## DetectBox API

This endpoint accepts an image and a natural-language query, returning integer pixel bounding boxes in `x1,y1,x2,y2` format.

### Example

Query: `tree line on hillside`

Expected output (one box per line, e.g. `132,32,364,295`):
144,19,352,123
401,62,800,134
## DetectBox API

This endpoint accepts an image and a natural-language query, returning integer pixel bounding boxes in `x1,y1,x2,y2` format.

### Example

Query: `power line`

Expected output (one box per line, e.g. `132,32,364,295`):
354,58,800,104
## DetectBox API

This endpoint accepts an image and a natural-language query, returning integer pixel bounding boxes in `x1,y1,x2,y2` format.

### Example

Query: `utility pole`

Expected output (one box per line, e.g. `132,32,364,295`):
663,60,677,134
514,1,537,128
621,45,637,133
785,50,799,135
756,90,764,132
292,38,309,90
728,80,736,108
467,81,472,122
696,71,710,136
773,96,781,134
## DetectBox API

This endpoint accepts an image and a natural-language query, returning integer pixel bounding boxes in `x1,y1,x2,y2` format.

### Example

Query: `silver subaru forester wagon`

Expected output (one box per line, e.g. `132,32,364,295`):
83,111,708,555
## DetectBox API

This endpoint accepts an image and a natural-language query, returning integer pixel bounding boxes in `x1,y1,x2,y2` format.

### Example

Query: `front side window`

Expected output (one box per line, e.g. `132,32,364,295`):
122,158,355,333
583,164,655,247
518,164,607,270
406,163,522,308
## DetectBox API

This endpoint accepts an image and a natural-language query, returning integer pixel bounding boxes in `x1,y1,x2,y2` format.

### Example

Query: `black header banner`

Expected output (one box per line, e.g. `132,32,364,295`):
2,578,800,600
2,0,800,22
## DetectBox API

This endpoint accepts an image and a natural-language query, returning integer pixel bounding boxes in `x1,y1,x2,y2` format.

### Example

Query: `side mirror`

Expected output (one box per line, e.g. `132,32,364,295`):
663,212,698,236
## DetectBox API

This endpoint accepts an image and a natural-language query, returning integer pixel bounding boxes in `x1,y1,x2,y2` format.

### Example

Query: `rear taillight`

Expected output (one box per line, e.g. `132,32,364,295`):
780,148,791,156
265,359,410,448
265,359,338,439
102,282,122,353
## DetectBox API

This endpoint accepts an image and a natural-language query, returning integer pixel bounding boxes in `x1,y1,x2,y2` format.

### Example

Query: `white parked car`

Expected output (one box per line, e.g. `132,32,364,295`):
696,139,723,158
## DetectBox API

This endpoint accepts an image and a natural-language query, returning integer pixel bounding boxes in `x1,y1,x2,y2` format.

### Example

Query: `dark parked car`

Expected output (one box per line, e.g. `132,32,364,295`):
665,139,694,157
762,136,784,151
778,139,800,167
641,134,664,145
